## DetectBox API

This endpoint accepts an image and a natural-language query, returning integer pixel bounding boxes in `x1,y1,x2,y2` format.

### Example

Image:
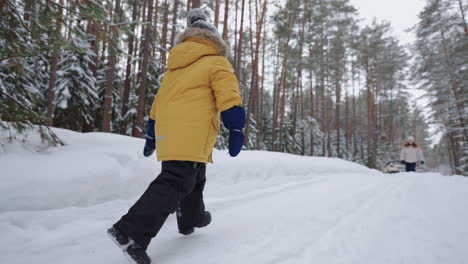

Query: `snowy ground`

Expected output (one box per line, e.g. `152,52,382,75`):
1,128,468,264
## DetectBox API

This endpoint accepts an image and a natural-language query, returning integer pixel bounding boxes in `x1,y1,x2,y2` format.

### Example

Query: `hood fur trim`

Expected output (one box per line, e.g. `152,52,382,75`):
175,27,229,57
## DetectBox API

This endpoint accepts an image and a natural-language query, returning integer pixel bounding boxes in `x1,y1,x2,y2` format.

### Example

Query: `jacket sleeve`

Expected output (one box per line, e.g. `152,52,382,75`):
149,95,157,120
400,148,406,161
210,57,242,112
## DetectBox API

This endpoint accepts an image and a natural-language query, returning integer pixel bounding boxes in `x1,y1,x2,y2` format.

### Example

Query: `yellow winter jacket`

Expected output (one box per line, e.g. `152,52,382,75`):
150,28,242,163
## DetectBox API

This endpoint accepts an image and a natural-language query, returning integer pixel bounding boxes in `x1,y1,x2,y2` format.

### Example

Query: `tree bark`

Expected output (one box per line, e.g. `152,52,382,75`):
192,0,200,8
160,0,170,69
233,0,239,63
309,65,315,156
244,0,267,146
121,0,139,134
102,0,122,132
88,20,100,78
235,0,245,75
273,0,297,151
222,0,229,40
134,0,155,137
457,0,468,36
0,0,5,22
46,0,64,125
170,0,179,47
151,0,160,56
214,0,220,29
187,0,192,13
335,59,342,156
259,27,266,149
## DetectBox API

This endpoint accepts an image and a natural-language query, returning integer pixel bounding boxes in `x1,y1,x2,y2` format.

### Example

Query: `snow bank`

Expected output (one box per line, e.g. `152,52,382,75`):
0,128,375,213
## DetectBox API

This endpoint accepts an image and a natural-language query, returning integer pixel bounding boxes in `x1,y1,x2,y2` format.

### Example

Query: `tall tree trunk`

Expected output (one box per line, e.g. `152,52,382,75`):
102,0,122,132
309,66,315,156
244,0,267,146
292,76,298,152
235,0,245,75
160,0,170,69
121,0,139,134
192,0,200,8
214,0,220,29
299,66,305,155
46,0,63,125
273,0,297,151
233,0,239,63
151,0,160,56
457,0,468,36
320,52,326,156
345,72,349,154
335,63,341,156
0,0,5,22
47,54,59,125
446,133,456,174
187,0,192,13
296,9,306,155
278,64,288,151
272,40,280,150
222,0,229,40
89,20,100,78
365,58,376,168
352,58,358,158
326,80,331,156
170,0,179,47
258,27,266,149
134,0,155,137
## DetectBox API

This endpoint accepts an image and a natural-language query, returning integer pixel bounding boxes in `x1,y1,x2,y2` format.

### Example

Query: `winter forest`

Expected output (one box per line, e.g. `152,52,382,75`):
0,0,467,175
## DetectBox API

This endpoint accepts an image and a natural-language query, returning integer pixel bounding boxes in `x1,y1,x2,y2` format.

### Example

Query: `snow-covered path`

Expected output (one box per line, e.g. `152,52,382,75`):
1,130,468,264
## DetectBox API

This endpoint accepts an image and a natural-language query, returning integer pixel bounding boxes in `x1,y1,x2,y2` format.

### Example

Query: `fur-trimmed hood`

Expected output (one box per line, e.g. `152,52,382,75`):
174,27,229,57
167,28,230,70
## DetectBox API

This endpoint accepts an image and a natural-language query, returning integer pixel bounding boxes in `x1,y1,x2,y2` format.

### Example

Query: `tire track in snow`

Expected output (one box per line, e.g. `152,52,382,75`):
259,174,411,264
207,175,329,210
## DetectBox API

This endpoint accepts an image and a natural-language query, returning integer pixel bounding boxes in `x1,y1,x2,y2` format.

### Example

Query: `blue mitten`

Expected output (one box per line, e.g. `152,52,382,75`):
221,106,246,157
143,118,156,157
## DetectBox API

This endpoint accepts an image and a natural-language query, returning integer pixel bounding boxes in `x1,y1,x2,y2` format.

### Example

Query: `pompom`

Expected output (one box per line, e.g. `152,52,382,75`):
188,8,207,26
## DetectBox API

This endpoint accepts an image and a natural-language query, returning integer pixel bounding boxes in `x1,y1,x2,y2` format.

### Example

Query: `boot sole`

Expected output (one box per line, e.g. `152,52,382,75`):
107,231,148,264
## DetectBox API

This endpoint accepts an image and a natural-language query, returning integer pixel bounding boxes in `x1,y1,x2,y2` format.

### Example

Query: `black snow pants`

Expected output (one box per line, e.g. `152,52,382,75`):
405,162,416,172
114,160,206,250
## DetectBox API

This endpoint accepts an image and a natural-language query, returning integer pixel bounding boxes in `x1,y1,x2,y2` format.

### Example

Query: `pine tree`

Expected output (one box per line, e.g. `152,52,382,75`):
54,33,98,131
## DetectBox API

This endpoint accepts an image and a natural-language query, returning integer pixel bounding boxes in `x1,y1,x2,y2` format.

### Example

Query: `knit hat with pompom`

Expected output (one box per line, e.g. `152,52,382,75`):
188,8,218,34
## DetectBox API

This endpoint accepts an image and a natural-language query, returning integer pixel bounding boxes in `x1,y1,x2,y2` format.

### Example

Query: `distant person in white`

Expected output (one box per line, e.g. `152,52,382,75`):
400,136,425,172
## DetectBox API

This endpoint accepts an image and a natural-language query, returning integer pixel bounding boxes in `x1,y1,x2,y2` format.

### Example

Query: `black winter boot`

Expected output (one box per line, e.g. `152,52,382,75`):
107,227,151,264
179,211,212,235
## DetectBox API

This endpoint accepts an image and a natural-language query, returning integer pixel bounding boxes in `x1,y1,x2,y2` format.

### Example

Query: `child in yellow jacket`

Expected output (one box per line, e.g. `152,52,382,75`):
107,9,245,264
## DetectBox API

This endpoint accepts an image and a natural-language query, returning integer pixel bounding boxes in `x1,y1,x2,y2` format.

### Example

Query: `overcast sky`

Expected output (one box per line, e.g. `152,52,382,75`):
348,0,427,45
349,0,429,106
